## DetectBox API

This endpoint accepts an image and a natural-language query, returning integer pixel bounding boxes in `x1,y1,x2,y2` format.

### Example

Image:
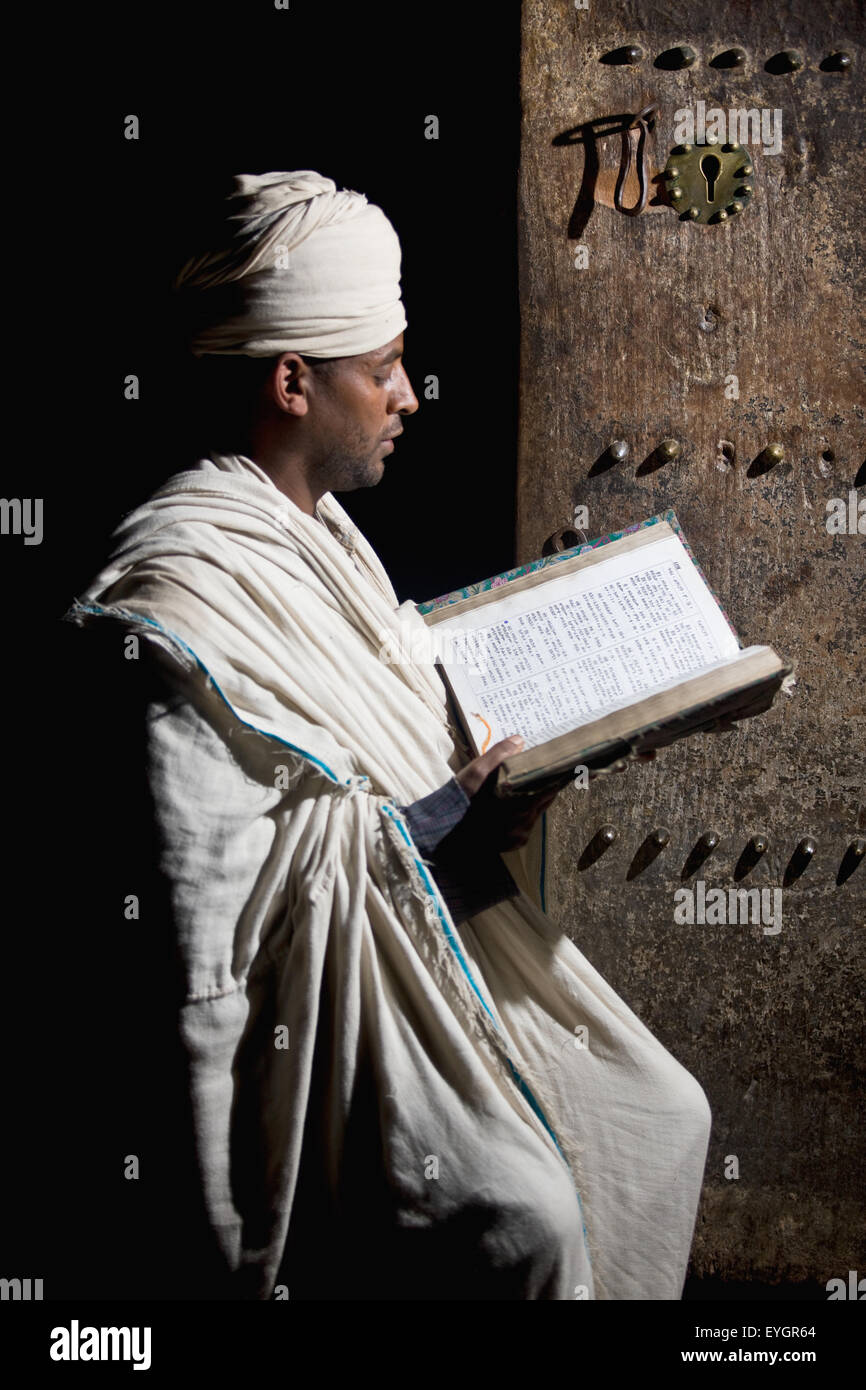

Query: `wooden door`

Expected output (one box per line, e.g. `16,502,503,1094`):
518,0,864,1286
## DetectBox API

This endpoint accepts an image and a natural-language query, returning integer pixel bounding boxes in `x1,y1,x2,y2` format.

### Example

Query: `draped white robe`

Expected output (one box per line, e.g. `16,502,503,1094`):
66,452,711,1300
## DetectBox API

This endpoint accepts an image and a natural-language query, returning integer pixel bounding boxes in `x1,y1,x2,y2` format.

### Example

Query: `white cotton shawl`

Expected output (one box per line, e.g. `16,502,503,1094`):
174,171,407,358
66,453,711,1300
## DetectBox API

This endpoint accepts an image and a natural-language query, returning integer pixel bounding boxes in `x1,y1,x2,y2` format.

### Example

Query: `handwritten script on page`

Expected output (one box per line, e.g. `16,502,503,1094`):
434,534,743,752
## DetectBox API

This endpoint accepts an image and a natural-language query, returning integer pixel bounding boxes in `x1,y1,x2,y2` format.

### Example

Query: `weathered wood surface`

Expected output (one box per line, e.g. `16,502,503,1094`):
518,0,864,1283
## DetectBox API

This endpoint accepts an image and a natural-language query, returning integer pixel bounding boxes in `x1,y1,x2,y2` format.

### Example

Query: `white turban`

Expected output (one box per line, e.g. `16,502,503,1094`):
174,170,407,359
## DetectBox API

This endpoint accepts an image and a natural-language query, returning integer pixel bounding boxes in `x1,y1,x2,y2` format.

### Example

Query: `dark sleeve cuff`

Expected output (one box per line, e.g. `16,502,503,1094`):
397,776,471,858
397,778,520,924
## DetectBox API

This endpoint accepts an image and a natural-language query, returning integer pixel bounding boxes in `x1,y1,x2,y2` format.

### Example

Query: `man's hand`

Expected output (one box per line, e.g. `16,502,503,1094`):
454,737,568,851
454,735,657,852
454,735,528,798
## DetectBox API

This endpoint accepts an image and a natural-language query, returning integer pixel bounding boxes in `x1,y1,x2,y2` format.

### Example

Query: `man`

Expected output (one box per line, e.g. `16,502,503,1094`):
65,170,711,1300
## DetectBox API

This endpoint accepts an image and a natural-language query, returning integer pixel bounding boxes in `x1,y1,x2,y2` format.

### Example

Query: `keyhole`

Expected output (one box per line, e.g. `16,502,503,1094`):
701,152,722,203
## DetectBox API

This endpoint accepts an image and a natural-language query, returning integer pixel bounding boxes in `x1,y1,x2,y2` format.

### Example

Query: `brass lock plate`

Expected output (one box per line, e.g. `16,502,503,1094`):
663,141,754,224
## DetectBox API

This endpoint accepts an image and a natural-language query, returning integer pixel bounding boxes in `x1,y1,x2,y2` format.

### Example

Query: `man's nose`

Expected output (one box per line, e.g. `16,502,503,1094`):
391,364,419,416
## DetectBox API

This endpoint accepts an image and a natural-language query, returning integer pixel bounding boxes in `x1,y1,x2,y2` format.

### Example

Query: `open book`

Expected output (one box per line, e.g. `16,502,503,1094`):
417,511,792,796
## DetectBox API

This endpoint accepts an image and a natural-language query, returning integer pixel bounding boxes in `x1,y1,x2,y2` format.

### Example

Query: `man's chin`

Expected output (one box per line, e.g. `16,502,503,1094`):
368,452,389,483
332,458,386,494
360,457,386,488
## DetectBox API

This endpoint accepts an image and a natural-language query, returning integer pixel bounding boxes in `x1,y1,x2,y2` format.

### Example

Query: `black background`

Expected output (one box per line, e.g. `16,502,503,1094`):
41,4,523,615
8,0,525,1304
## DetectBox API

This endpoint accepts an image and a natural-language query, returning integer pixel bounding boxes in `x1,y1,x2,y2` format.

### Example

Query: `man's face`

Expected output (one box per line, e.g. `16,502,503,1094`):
306,333,419,493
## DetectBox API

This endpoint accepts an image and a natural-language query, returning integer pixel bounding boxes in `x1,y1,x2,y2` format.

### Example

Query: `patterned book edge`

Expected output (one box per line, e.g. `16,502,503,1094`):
416,509,741,642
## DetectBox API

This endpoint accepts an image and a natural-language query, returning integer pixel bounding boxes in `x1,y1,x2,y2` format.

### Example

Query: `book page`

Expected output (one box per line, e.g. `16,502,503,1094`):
434,532,742,752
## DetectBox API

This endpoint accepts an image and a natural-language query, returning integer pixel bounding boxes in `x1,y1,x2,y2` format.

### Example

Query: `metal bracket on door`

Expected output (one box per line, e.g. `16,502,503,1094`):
614,102,659,215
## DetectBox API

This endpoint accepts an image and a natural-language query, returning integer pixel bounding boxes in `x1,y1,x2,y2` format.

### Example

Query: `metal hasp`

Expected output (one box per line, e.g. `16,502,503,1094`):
664,140,754,225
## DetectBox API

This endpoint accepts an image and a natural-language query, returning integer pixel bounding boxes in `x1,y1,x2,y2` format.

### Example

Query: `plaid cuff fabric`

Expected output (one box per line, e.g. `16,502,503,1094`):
398,777,520,924
398,776,471,856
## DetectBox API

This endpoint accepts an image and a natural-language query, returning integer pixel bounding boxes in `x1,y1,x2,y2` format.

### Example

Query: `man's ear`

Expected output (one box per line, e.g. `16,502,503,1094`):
269,352,310,417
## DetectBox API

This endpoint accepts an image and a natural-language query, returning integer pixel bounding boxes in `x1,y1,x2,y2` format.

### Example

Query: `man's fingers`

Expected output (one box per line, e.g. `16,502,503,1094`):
588,749,658,780
456,735,525,797
506,786,560,815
